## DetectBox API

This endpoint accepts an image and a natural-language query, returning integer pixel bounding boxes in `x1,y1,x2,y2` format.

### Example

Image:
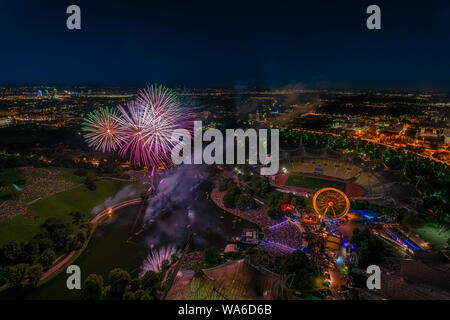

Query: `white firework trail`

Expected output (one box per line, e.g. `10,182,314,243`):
140,245,180,276
82,106,126,152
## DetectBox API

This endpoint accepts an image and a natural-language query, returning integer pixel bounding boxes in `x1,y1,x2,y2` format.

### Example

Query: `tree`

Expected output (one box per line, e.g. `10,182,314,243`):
1,242,24,265
260,178,271,195
70,211,84,225
267,191,283,207
130,278,141,292
37,238,54,253
0,266,6,286
223,191,236,208
108,268,131,300
80,222,92,235
351,228,371,247
348,288,361,300
236,194,256,211
83,274,104,300
293,196,306,209
161,259,170,272
39,249,56,269
64,235,78,252
358,237,384,268
134,289,152,300
204,247,221,267
76,230,87,245
43,218,74,250
7,264,28,288
170,253,179,264
122,291,136,300
27,264,43,287
268,206,284,219
281,251,317,291
218,179,229,192
84,175,97,191
141,270,161,296
25,239,40,256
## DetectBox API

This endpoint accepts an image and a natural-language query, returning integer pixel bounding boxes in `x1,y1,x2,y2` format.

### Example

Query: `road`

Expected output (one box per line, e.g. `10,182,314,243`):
292,128,449,166
90,197,142,223
38,197,143,283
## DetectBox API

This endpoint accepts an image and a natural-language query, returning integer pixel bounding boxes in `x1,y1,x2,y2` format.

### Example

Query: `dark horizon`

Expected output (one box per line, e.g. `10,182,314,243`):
0,0,449,90
1,83,450,94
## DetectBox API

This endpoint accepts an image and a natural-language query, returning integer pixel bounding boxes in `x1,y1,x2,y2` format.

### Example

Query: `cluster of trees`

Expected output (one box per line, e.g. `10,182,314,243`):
350,200,430,232
246,247,318,291
57,156,142,176
267,192,306,220
242,175,306,219
204,247,222,268
69,211,87,226
350,200,399,216
240,175,271,198
54,156,130,175
351,228,385,268
0,126,84,153
202,246,243,268
0,263,43,288
0,153,51,170
280,250,319,291
220,179,256,211
84,175,96,191
350,200,414,222
0,218,90,287
221,174,307,220
83,268,163,300
0,152,127,178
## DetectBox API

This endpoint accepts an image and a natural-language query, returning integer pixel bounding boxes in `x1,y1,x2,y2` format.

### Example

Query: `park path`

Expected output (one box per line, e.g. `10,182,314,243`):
39,197,142,283
0,196,143,292
40,251,77,281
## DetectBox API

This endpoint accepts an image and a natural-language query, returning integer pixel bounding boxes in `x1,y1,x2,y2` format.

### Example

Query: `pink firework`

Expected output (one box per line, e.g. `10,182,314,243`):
115,85,192,169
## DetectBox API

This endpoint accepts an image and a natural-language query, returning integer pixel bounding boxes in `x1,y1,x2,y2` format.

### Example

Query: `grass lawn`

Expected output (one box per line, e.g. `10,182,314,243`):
286,174,325,190
0,179,133,246
413,222,450,250
0,167,24,185
0,167,94,208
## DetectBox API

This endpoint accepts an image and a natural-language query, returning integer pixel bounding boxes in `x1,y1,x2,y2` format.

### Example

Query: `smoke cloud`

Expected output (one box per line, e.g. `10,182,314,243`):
91,184,141,215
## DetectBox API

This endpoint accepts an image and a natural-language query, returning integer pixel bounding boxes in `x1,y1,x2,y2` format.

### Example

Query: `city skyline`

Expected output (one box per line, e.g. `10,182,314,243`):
0,0,449,89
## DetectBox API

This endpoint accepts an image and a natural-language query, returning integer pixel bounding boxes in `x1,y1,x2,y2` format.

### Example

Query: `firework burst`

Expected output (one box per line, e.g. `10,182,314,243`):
140,245,180,276
115,85,192,169
82,106,125,152
82,85,192,170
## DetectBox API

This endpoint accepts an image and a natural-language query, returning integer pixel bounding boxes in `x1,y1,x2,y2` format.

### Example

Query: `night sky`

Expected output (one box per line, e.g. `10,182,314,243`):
0,0,449,89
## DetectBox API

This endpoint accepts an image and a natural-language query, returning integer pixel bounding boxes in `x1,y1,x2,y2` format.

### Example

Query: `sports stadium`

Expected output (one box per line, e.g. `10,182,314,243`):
274,138,420,207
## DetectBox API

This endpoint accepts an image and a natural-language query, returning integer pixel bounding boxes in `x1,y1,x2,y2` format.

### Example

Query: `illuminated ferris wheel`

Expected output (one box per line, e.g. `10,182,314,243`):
312,187,350,220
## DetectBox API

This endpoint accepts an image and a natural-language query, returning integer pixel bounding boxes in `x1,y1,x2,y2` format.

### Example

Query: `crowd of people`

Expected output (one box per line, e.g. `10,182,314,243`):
263,222,304,252
0,167,78,220
211,185,272,228
211,179,306,256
